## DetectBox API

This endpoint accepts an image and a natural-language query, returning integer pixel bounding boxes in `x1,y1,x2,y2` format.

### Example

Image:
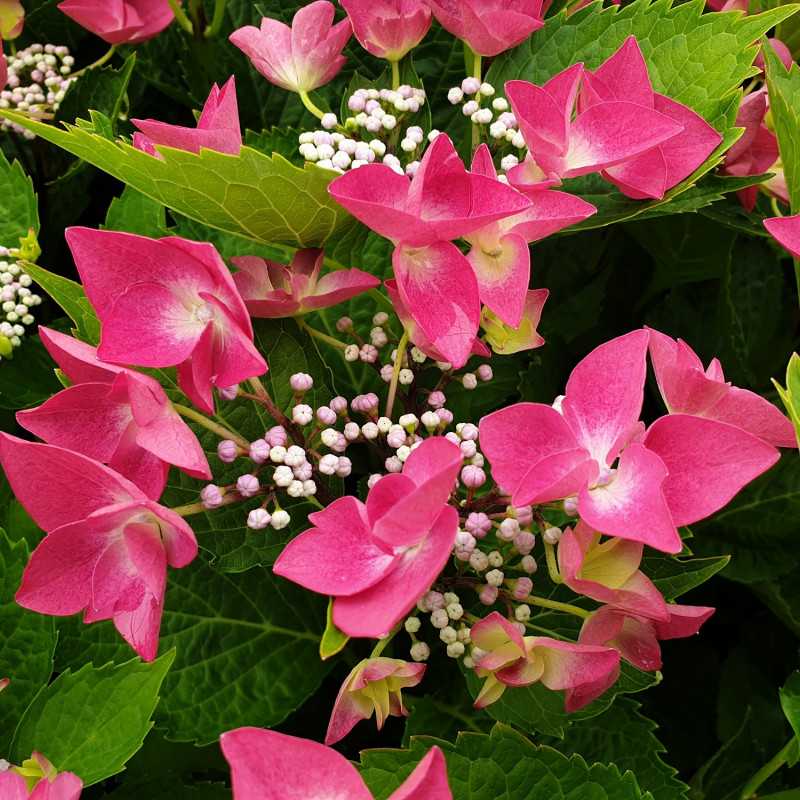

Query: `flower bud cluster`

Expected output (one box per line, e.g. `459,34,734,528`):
407,590,470,661
0,253,42,359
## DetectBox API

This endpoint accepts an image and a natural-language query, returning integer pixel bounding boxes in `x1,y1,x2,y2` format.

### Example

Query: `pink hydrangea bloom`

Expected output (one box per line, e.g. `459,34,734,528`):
221,728,452,800
0,753,82,800
579,603,715,671
647,327,796,448
578,37,722,200
232,248,379,318
229,1,351,93
0,435,197,661
329,134,532,367
340,0,431,61
57,0,173,45
132,77,242,157
479,330,780,553
425,0,544,57
471,611,620,711
16,327,211,501
64,228,267,415
506,64,684,194
274,437,461,638
325,656,426,744
765,213,800,259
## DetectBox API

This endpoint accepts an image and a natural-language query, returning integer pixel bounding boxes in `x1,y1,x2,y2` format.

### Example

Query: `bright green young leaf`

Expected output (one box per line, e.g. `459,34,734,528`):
773,353,800,447
0,110,351,249
0,150,39,248
320,598,350,660
11,650,174,786
0,530,56,754
359,723,650,799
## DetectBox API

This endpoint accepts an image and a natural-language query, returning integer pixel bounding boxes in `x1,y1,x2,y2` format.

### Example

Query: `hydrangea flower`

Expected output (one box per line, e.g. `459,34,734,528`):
340,0,431,62
57,0,174,45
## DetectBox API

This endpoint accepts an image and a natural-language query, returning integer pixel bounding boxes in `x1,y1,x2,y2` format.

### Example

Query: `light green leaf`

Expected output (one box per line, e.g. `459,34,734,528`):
320,598,349,660
0,150,38,247
780,672,800,743
11,650,174,786
1,110,351,249
0,530,56,754
773,353,800,447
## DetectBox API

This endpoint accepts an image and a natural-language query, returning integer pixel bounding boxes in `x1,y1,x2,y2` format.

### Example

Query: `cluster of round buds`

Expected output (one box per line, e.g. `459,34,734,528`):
298,129,387,173
0,254,42,359
0,44,75,138
407,591,470,661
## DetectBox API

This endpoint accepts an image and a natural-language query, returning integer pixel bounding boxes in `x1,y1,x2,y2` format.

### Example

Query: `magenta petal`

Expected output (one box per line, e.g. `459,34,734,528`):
643,415,780,527
366,473,416,527
301,268,381,311
220,727,373,800
506,78,570,156
108,425,169,500
38,326,119,384
274,496,395,596
333,506,458,638
653,604,715,640
507,190,596,242
0,773,28,800
176,323,216,414
707,387,797,448
765,214,800,259
30,772,84,800
389,747,453,800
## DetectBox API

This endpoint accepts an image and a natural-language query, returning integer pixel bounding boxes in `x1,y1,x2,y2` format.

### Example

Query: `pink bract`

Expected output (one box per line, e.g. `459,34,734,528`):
57,0,173,45
64,228,267,415
765,213,800,259
0,755,82,800
0,435,197,661
340,0,431,61
229,1,351,93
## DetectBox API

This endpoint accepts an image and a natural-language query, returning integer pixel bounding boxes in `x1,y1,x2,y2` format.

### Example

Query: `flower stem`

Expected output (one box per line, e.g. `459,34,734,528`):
299,90,326,121
70,45,117,79
385,329,409,419
391,59,400,90
173,403,249,449
471,50,482,154
297,317,347,351
167,0,194,34
543,541,562,584
739,738,798,799
523,595,591,619
171,492,240,517
370,625,400,657
204,0,227,38
247,377,291,428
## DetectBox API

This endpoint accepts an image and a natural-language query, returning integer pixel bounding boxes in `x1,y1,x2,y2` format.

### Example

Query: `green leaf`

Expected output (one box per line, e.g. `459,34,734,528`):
0,150,38,247
104,186,169,237
359,723,650,799
0,530,56,754
55,558,332,745
642,554,730,601
11,650,175,786
553,699,688,800
19,261,101,345
0,334,64,411
773,353,800,447
320,598,350,660
780,672,800,743
0,110,351,249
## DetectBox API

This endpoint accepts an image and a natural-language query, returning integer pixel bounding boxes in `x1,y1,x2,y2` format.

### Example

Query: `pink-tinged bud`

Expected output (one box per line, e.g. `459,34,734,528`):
465,511,492,538
230,2,352,94
318,453,340,475
219,384,239,401
380,364,394,382
58,0,174,44
521,555,537,573
336,456,352,477
424,590,445,610
247,508,271,530
476,364,493,381
385,455,403,472
0,676,9,691
292,404,314,425
498,518,519,541
479,585,499,605
201,484,224,509
0,0,24,39
428,390,446,408
460,423,479,441
341,0,432,62
336,316,353,332
344,421,360,441
512,577,533,600
249,438,270,464
316,406,337,425
445,432,460,446
367,473,382,488
461,464,486,488
217,439,239,463
290,372,314,392
236,474,261,498
514,531,536,555
455,530,477,550
294,461,313,480
330,396,348,414
563,497,578,517
436,408,454,425
460,440,478,459
514,505,533,526
359,344,379,363
387,429,407,449
265,425,288,448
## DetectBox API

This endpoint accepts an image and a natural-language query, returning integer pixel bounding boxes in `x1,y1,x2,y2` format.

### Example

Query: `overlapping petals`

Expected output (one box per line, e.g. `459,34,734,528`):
57,0,173,44
341,0,431,61
0,753,82,800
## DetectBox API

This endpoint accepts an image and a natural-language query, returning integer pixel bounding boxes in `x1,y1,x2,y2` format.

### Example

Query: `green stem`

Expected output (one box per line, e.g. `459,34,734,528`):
544,541,562,584
69,45,117,79
370,625,400,658
171,492,240,517
739,738,797,799
298,318,347,351
391,59,400,90
524,595,590,619
204,0,227,38
385,330,409,419
166,0,194,34
471,51,482,154
299,90,326,121
173,403,248,449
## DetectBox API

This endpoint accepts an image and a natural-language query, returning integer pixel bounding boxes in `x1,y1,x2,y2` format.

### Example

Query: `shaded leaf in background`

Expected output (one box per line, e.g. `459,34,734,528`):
0,150,38,247
0,334,63,411
104,186,169,238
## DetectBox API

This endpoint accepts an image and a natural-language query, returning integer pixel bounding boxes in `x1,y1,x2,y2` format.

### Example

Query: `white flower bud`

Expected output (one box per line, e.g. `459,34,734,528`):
543,526,562,545
469,550,489,571
430,608,449,628
270,509,291,530
446,602,464,620
446,641,465,658
488,550,504,567
486,569,504,587
404,616,421,634
247,508,271,530
410,642,430,661
447,86,464,104
515,604,531,622
440,625,458,644
273,465,294,487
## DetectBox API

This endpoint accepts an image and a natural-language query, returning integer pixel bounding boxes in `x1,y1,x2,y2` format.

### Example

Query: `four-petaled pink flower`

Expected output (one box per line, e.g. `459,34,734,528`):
0,435,198,661
17,326,211,501
329,133,532,367
506,64,684,194
132,77,242,157
65,228,267,415
230,1,351,94
648,327,796,448
232,247,379,318
578,37,722,200
340,0,431,62
471,611,620,712
480,330,780,553
274,437,461,638
425,0,544,57
0,752,82,800
57,0,173,45
325,657,426,744
579,603,714,672
221,728,452,800
765,213,800,259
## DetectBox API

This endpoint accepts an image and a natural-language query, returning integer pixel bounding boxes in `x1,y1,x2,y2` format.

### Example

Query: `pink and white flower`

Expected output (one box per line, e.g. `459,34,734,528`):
57,0,173,45
340,0,431,62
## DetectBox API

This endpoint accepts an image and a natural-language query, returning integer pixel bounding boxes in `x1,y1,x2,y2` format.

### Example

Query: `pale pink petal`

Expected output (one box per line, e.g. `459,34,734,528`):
30,771,83,800
0,772,29,800
389,747,452,800
301,268,380,311
325,675,374,745
580,607,662,671
470,611,526,655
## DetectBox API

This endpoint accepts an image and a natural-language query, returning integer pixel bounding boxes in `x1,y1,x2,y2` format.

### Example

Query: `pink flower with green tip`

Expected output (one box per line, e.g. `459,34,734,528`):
232,248,379,318
506,63,685,193
0,753,82,800
57,0,174,45
0,434,197,661
425,0,544,57
132,77,242,157
16,327,211,501
64,228,267,415
329,134,532,367
579,603,715,672
340,0,431,62
578,37,722,200
221,728,452,800
0,0,24,39
647,327,796,448
470,611,620,712
480,288,549,356
274,437,461,638
229,1,351,94
325,656,426,744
